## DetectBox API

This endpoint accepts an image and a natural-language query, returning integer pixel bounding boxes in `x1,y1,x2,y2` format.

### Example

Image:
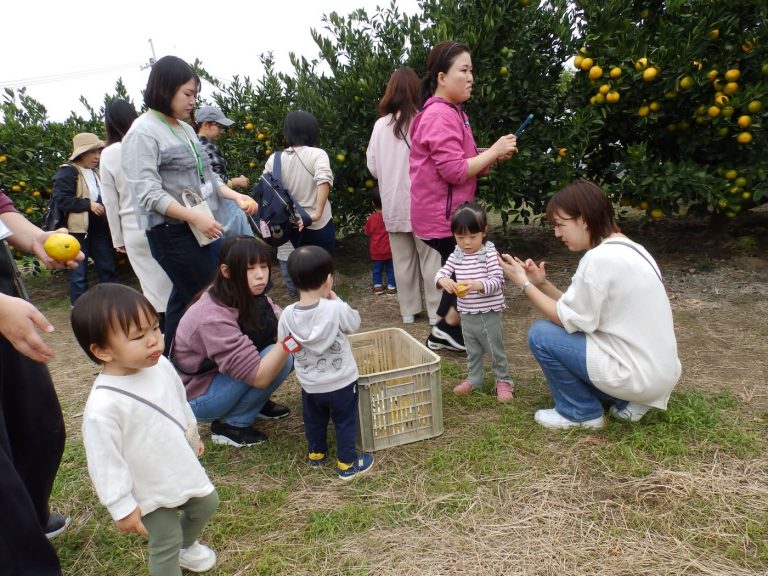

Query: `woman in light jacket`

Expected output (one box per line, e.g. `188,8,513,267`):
500,180,681,429
100,99,172,324
367,67,441,325
121,55,256,353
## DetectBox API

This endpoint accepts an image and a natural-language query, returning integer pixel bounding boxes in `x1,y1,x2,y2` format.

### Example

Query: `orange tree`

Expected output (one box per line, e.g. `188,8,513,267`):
563,0,768,221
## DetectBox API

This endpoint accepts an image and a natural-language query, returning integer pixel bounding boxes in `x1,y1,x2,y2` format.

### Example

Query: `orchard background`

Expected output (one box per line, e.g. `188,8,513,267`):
2,0,767,245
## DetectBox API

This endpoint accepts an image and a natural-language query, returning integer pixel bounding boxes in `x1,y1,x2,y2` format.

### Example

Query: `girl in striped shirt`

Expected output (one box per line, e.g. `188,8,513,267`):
435,202,514,402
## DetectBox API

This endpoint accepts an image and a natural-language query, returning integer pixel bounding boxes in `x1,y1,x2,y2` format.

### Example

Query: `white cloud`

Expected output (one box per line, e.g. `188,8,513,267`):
3,0,421,121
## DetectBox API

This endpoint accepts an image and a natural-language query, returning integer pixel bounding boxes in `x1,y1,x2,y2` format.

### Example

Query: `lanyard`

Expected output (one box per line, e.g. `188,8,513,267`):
154,111,204,181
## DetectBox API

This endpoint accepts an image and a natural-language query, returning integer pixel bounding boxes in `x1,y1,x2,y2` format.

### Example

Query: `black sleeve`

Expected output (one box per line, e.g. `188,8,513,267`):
52,165,90,213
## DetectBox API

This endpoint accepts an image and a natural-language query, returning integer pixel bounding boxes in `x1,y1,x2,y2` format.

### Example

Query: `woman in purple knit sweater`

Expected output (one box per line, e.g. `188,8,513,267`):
173,236,293,447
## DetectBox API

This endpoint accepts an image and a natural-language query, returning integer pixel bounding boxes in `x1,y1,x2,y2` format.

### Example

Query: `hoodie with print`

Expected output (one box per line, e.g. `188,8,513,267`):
277,297,361,394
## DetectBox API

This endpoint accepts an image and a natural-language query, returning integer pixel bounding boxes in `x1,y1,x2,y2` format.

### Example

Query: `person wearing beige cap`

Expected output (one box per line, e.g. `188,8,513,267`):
50,132,118,304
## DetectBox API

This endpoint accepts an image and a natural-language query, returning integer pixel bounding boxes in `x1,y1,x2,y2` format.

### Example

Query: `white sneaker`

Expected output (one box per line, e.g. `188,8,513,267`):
428,317,439,326
609,401,651,422
534,408,604,430
179,541,217,572
402,315,415,324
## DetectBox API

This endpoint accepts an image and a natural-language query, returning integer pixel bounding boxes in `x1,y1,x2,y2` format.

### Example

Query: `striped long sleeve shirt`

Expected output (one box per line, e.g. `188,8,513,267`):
436,241,506,314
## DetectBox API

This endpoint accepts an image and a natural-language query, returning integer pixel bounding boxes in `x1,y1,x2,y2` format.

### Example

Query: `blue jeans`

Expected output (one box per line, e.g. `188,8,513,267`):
301,381,358,464
145,223,219,355
290,220,336,254
372,259,395,288
528,320,626,422
68,220,118,304
188,346,293,427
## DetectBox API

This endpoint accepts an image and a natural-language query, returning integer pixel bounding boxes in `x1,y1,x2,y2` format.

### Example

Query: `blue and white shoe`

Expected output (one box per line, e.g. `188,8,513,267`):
337,453,374,480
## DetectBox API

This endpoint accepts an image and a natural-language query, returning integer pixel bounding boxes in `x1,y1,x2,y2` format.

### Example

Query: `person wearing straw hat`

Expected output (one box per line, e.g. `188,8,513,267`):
50,132,118,305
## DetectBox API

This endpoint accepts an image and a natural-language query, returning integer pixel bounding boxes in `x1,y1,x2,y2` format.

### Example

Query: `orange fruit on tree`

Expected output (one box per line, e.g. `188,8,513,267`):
365,179,375,189
649,101,661,112
32,190,41,198
248,161,257,168
637,105,650,117
43,233,81,263
724,69,741,82
606,90,620,104
723,82,739,95
724,169,738,180
558,148,567,158
721,106,735,118
706,69,718,82
634,57,648,71
717,127,730,137
736,132,753,144
714,94,730,107
593,93,606,105
707,106,721,118
679,76,694,90
11,185,21,192
609,67,622,79
598,84,610,95
650,208,664,219
244,122,254,131
638,200,649,210
643,67,658,81
741,191,753,201
708,29,720,40
735,176,748,188
588,65,603,80
573,55,584,69
580,57,594,71
747,100,763,113
257,132,266,141
737,115,752,129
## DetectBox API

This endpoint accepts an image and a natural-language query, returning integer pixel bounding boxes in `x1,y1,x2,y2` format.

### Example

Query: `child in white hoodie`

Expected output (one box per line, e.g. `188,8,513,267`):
277,245,374,480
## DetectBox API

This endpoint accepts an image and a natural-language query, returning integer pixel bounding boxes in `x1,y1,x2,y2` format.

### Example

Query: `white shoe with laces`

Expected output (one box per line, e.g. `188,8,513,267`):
179,541,217,572
402,315,415,324
609,401,651,422
534,408,604,430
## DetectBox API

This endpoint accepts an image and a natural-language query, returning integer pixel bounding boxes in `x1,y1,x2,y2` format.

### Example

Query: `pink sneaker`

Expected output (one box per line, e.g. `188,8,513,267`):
452,380,474,395
495,380,515,403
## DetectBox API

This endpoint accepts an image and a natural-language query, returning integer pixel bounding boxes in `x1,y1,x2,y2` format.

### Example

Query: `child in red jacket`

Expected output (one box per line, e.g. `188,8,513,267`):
363,188,396,295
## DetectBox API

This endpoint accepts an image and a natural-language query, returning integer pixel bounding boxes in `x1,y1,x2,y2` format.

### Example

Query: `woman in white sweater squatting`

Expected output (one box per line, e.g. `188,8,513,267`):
500,180,681,430
71,284,219,575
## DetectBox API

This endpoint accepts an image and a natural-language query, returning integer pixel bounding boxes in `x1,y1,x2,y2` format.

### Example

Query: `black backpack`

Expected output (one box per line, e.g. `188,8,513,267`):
250,151,311,247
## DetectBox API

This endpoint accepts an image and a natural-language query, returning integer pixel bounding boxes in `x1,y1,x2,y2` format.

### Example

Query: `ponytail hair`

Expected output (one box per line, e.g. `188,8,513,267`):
419,40,471,106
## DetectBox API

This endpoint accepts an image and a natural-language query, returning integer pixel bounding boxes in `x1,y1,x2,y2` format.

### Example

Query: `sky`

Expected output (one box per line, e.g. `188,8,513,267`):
3,0,422,122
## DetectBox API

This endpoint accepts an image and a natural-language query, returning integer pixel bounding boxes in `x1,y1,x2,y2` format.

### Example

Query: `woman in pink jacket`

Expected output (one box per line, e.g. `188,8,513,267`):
367,68,442,325
410,40,518,352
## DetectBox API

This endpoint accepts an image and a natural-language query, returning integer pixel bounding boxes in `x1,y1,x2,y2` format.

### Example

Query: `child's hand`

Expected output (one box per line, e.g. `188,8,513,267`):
437,277,457,294
116,507,148,537
197,440,205,457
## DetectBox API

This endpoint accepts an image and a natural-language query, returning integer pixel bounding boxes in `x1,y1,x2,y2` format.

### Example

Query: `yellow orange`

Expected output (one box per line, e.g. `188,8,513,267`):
598,84,610,95
737,132,753,144
737,115,751,129
723,82,739,95
43,233,81,263
573,55,584,69
609,67,622,79
643,67,658,82
679,75,694,90
708,29,720,40
707,106,721,118
724,69,741,82
580,57,594,71
649,101,661,112
638,106,650,117
606,90,620,104
634,57,648,71
588,65,603,80
747,100,763,113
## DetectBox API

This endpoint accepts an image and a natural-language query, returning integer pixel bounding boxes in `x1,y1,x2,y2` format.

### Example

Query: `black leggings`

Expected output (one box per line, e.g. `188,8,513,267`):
423,236,457,318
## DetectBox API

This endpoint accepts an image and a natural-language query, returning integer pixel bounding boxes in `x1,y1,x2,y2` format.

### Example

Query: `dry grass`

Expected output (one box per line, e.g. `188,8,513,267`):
42,214,768,575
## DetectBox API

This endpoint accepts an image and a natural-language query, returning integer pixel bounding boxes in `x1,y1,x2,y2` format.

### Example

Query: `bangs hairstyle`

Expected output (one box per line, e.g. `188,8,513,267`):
71,284,158,364
105,99,138,146
284,111,320,147
546,180,620,248
379,67,421,140
287,245,334,291
420,40,471,105
451,201,488,236
144,56,201,117
210,236,274,333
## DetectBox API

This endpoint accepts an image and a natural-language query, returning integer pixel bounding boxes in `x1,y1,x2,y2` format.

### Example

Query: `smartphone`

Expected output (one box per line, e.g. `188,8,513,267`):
514,114,534,137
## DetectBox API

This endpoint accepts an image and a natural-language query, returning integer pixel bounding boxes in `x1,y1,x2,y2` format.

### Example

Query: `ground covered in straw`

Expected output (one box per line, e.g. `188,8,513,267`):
41,213,768,575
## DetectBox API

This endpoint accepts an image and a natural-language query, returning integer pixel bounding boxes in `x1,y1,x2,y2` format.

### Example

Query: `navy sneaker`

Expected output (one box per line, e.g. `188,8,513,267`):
307,452,327,467
257,400,290,420
211,421,267,447
431,321,466,351
337,453,374,480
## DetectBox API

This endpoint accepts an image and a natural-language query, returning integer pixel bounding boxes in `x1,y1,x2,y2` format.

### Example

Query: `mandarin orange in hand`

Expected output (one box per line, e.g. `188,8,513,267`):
43,233,80,263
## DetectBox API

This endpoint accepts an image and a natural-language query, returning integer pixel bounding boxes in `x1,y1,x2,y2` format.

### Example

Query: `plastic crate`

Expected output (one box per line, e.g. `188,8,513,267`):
349,328,443,452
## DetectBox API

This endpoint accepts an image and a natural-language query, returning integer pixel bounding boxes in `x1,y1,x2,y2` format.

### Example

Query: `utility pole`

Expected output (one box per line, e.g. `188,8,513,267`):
140,39,157,70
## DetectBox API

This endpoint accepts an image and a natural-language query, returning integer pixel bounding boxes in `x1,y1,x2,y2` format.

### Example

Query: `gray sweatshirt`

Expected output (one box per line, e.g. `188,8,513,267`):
278,298,360,393
121,111,226,230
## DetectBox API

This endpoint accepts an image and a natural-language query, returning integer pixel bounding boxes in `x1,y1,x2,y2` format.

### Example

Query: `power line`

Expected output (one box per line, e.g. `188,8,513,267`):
0,62,143,89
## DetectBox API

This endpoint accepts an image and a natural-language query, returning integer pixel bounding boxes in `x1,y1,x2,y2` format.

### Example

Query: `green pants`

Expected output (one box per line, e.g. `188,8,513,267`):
142,490,219,576
460,311,511,389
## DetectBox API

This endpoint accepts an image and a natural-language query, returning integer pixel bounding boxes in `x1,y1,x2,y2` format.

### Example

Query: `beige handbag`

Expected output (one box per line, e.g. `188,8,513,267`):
181,189,217,246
